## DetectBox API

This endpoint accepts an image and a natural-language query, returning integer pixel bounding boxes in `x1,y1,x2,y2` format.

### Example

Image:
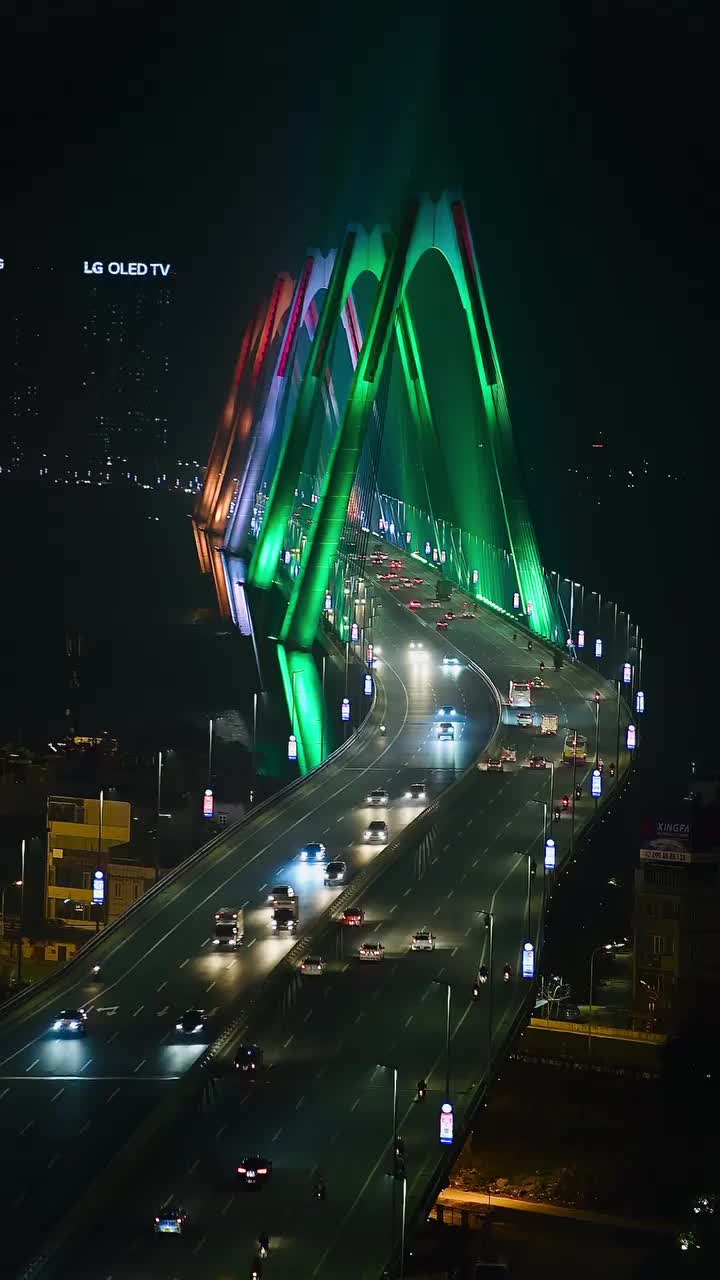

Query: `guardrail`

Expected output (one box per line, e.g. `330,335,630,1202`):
1,643,377,1022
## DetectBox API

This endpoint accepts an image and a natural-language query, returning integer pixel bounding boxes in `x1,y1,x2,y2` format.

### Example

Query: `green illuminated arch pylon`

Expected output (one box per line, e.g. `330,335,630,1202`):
277,192,555,650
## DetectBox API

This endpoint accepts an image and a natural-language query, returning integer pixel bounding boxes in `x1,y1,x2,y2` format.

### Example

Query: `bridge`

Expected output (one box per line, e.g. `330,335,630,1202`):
1,193,641,1280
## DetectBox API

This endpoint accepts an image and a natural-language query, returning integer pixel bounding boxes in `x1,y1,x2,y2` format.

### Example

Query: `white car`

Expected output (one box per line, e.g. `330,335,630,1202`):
359,941,385,962
364,820,388,843
411,928,436,951
367,788,389,806
300,955,326,976
442,655,461,667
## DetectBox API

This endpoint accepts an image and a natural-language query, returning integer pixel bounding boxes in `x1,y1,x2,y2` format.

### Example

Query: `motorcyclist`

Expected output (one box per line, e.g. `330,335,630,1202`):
539,660,545,672
561,794,570,810
609,761,616,777
503,964,512,982
416,1078,427,1101
527,640,533,651
314,1177,326,1200
258,1234,269,1258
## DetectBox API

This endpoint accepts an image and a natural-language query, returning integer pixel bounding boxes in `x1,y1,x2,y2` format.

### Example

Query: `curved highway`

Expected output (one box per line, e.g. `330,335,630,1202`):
1,588,499,1273
61,556,629,1280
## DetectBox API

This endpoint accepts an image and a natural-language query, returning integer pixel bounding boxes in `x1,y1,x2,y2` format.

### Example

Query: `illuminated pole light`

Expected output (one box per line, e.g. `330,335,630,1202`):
472,569,479,584
367,643,374,660
440,550,447,563
595,638,603,658
522,942,535,978
527,600,533,617
389,522,395,536
544,837,556,870
406,531,412,545
513,591,520,610
351,622,360,642
578,629,585,649
341,697,351,723
364,673,373,696
283,550,291,565
424,541,431,555
626,723,637,750
324,591,332,612
636,689,645,714
287,734,298,762
432,548,439,563
623,662,632,684
591,768,602,798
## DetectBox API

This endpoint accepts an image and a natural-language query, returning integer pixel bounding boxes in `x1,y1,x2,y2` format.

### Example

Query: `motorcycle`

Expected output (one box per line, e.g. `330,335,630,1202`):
379,724,387,736
575,785,582,800
257,1236,269,1259
561,795,570,811
314,1179,326,1201
539,660,545,672
503,964,512,983
91,964,101,977
554,807,561,822
609,762,616,777
416,1079,427,1102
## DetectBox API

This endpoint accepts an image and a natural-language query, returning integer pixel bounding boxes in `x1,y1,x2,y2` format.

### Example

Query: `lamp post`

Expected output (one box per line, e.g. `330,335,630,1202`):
588,941,624,1056
433,980,452,1100
593,691,601,768
320,655,327,762
526,855,537,939
16,839,26,984
548,762,555,831
478,910,495,1068
207,717,214,786
614,679,621,778
378,1062,399,1258
290,669,304,743
251,692,258,803
570,729,579,858
156,750,163,819
400,1173,408,1280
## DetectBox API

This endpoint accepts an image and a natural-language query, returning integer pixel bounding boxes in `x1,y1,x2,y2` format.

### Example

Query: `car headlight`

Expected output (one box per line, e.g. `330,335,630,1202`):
212,938,220,945
69,1021,79,1030
300,850,308,859
364,831,370,839
53,1020,62,1030
176,1022,183,1030
194,1024,203,1032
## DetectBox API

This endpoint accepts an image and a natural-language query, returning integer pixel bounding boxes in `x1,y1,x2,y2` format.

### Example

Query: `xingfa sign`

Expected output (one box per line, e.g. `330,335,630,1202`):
83,261,172,277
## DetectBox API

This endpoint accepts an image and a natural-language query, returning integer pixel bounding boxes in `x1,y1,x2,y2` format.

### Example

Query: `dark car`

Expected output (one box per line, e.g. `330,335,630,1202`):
51,1009,87,1035
234,1044,263,1074
529,755,547,769
436,620,449,631
237,1154,272,1188
342,907,365,927
175,1008,207,1035
486,757,504,771
154,1203,187,1234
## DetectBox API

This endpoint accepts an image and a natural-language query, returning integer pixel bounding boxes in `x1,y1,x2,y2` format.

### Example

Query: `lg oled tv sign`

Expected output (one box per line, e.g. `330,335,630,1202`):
83,260,172,277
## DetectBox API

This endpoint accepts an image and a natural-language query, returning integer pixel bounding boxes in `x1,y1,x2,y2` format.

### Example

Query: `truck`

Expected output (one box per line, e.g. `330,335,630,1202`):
540,713,559,735
435,577,453,602
563,730,588,763
213,906,244,948
272,895,299,933
508,680,533,707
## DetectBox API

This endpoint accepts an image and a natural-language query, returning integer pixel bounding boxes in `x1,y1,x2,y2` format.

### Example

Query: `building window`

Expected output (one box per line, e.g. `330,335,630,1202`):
652,935,666,955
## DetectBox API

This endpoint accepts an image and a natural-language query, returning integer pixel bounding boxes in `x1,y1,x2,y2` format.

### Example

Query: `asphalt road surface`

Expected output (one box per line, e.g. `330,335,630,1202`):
2,586,502,1273
61,565,628,1280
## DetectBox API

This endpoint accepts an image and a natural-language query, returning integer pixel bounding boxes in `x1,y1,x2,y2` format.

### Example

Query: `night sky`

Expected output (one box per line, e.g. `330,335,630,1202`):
3,0,713,478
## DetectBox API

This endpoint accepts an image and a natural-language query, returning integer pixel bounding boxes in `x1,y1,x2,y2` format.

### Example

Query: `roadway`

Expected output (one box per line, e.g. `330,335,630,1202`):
63,554,628,1280
1,587,499,1274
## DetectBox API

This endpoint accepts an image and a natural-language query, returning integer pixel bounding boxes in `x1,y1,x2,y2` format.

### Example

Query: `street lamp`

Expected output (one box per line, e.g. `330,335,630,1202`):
593,690,601,767
588,941,625,1055
433,980,452,1101
17,838,26,984
526,855,537,939
291,669,304,742
477,910,495,1067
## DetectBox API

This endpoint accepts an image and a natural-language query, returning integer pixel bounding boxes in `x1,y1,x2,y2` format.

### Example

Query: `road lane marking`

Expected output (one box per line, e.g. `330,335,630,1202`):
272,1127,283,1142
47,1154,60,1169
283,1034,294,1049
246,938,256,948
295,1095,305,1110
107,1088,120,1102
80,1058,93,1071
133,1059,146,1073
259,884,267,892
404,1015,413,1028
156,981,167,992
188,1158,200,1174
192,1235,207,1256
451,946,458,957
225,959,237,969
107,1031,119,1043
20,1120,34,1135
389,904,398,913
206,981,216,993
433,906,441,916
304,1010,313,1023
179,958,190,968
157,1006,168,1017
79,1119,91,1135
216,1123,227,1138
131,1005,144,1017
25,1059,39,1072
472,859,478,867
403,888,412,897
354,1012,365,1023
446,889,454,899
221,1195,234,1215
0,1087,10,1100
350,1097,360,1112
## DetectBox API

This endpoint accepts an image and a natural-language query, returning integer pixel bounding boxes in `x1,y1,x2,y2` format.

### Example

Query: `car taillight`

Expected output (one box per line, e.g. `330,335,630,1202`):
155,1216,160,1222
258,1167,268,1174
238,1167,245,1173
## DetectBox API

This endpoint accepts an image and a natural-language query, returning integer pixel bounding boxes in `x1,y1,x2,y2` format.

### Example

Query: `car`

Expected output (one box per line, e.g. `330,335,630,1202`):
234,1044,263,1074
560,1002,582,1021
409,641,424,650
390,583,401,590
367,788,389,805
341,907,365,927
442,655,461,667
299,841,326,861
516,711,534,726
51,1008,87,1035
486,756,503,771
401,577,414,586
529,755,547,769
324,859,347,886
460,611,477,619
379,573,396,581
300,955,326,976
412,577,424,585
437,704,456,717
405,781,427,800
359,941,385,961
436,722,454,740
267,884,295,904
411,928,436,951
154,1203,187,1233
364,820,388,842
500,746,517,762
444,611,456,620
175,1008,207,1035
436,620,449,630
408,599,423,609
390,560,403,570
236,1155,272,1188
530,677,547,689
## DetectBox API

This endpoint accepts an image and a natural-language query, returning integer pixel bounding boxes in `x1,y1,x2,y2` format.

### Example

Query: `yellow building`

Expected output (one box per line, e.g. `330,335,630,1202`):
46,794,137,929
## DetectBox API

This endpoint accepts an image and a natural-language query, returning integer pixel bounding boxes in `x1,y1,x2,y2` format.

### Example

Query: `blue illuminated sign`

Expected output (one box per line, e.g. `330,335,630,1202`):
636,690,645,714
472,569,479,584
364,673,373,696
578,629,585,649
627,723,637,750
341,698,350,723
513,592,520,610
92,870,105,904
522,942,535,978
544,837,556,870
623,662,632,684
439,1101,454,1145
595,638,603,658
424,541,431,555
351,622,359,642
591,768,602,798
287,734,297,762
